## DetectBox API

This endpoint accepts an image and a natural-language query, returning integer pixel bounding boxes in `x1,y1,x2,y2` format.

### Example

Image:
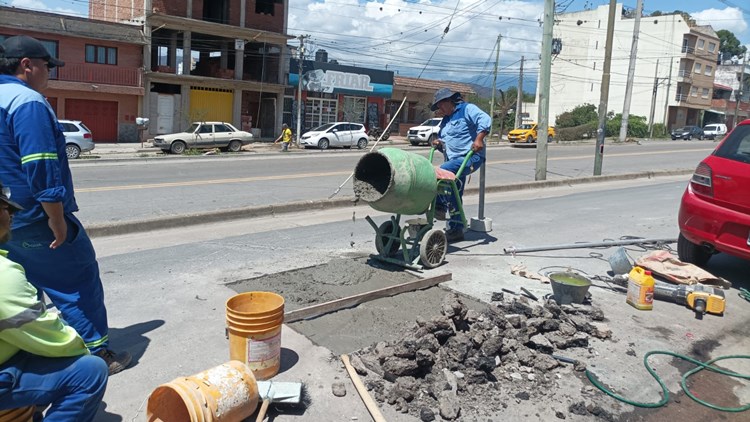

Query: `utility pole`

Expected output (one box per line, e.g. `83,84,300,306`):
593,0,617,176
648,59,660,138
295,35,309,147
515,56,524,129
662,58,673,133
734,52,747,129
471,35,500,233
535,0,554,181
619,0,643,143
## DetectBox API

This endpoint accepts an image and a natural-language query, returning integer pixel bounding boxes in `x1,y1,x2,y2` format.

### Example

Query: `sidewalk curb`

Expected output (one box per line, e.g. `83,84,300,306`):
86,168,693,238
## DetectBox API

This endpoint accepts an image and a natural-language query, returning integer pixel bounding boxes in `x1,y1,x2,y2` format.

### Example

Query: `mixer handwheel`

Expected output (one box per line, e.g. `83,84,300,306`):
375,221,401,256
420,229,447,268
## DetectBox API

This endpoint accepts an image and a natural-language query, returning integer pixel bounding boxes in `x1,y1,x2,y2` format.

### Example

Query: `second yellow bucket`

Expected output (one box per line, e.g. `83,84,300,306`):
226,292,284,380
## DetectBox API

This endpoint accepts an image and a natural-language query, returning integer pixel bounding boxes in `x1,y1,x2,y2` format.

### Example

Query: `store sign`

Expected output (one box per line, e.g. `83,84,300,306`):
290,59,393,97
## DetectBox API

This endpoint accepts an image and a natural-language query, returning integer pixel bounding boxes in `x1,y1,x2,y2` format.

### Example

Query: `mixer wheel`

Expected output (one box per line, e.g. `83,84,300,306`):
375,221,401,256
420,229,447,268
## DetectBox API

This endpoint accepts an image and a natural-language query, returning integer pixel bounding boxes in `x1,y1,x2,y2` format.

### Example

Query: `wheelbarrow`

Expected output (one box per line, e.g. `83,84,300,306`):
353,147,474,270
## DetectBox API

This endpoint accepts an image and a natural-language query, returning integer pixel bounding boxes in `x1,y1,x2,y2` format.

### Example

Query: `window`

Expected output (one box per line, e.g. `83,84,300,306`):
708,42,716,52
704,65,713,76
691,87,698,97
697,39,705,49
214,124,231,133
255,0,274,15
85,44,117,65
198,125,212,134
702,88,709,98
694,63,702,74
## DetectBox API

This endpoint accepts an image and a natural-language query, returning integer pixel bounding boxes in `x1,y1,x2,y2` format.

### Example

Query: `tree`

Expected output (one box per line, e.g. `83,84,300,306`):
555,104,598,128
717,29,747,60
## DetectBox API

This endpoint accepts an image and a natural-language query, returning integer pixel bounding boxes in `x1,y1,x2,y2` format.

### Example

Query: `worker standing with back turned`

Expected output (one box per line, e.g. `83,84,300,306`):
0,35,131,375
430,88,490,242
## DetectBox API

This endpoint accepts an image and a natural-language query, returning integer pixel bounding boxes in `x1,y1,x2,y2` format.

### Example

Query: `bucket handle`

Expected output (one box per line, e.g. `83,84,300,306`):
428,148,475,179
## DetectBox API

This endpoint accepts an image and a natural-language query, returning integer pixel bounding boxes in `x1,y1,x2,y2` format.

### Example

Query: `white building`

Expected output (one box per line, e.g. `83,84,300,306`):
537,4,719,130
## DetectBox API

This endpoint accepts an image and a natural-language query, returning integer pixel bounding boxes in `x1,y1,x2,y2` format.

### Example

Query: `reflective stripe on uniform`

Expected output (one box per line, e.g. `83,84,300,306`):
84,335,108,350
0,301,45,330
20,153,58,165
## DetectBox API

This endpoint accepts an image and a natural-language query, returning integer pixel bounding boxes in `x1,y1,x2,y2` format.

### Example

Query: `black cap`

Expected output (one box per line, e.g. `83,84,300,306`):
0,35,65,68
0,182,23,213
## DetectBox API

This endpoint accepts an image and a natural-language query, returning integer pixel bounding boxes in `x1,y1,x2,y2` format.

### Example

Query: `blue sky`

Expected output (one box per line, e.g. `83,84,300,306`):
3,0,748,83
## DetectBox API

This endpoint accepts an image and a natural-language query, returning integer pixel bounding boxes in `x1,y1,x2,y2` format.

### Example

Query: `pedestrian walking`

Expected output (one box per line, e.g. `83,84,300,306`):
430,88,490,242
0,35,131,375
0,181,109,421
274,123,293,152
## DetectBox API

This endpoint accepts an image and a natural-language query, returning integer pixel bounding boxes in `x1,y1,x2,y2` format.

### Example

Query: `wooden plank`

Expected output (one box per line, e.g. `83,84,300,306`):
284,273,452,323
341,354,387,422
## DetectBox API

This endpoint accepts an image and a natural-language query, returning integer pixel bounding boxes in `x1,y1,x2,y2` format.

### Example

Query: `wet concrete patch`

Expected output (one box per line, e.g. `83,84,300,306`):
227,256,486,355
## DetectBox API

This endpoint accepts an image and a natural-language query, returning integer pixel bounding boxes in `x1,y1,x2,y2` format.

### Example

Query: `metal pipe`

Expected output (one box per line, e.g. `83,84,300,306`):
503,238,676,254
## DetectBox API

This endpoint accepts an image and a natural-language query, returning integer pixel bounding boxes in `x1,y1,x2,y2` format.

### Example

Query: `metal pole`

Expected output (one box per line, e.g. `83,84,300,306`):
503,237,676,255
535,0,554,181
734,52,747,129
481,35,501,220
648,59,659,138
594,0,617,176
662,58,673,134
295,35,306,148
515,56,524,129
619,0,643,143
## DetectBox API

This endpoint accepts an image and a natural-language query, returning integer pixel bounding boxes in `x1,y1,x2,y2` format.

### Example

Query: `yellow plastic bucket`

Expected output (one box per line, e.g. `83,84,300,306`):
226,292,284,380
0,406,34,422
146,360,259,422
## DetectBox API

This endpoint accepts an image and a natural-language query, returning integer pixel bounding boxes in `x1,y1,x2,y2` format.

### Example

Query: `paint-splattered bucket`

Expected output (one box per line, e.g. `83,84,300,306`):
226,292,284,380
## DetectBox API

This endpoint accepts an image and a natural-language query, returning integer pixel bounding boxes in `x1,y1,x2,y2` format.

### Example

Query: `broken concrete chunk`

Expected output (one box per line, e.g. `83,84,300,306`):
393,337,419,359
382,357,419,382
590,322,612,339
506,314,525,328
359,355,384,377
480,335,503,356
332,382,347,397
420,406,436,421
349,354,368,376
438,390,461,420
528,334,554,353
533,354,560,371
416,349,436,368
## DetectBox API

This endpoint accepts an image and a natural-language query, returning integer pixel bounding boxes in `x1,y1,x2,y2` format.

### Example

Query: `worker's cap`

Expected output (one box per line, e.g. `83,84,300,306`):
0,182,23,213
431,88,462,111
0,35,65,68
282,123,289,128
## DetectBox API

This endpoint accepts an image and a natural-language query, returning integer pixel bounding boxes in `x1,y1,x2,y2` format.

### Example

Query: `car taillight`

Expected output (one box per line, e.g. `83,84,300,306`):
690,162,713,197
83,133,92,139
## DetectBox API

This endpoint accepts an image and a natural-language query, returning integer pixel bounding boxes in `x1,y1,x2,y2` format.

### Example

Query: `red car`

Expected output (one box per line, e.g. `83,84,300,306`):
678,119,750,266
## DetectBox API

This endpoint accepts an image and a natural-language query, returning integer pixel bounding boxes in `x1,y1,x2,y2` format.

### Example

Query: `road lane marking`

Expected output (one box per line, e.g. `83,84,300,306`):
77,147,712,193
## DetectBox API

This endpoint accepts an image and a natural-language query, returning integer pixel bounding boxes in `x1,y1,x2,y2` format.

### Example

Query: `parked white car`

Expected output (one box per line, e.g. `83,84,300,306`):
300,122,368,150
59,119,95,159
407,118,442,146
153,122,253,154
702,123,728,140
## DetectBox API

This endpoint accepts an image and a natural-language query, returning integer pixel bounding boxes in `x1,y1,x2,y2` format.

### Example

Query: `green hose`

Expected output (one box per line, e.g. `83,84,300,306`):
585,350,750,412
739,288,750,303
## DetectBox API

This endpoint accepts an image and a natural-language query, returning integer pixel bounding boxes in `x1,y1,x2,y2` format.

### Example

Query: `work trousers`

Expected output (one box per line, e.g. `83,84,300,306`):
2,215,110,353
438,154,485,230
0,352,108,422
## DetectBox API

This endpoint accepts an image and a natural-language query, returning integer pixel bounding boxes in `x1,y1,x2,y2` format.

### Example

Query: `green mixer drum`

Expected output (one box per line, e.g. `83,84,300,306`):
353,147,437,215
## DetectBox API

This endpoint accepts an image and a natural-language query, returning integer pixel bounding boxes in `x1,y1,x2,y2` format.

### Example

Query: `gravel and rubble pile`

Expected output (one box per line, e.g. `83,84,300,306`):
351,294,614,421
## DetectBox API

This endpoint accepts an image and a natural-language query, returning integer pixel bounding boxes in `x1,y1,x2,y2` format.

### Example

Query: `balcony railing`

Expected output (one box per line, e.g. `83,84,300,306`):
681,45,695,54
675,94,688,102
53,62,142,87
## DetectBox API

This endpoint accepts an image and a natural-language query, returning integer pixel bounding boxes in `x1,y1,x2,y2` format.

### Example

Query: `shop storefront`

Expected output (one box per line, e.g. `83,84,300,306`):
287,59,393,131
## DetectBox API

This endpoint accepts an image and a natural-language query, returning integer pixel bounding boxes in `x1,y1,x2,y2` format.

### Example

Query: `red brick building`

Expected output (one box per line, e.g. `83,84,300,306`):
90,0,292,138
1,7,146,142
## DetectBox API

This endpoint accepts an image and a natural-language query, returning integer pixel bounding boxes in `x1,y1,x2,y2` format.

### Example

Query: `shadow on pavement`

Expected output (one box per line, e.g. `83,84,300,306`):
108,319,165,367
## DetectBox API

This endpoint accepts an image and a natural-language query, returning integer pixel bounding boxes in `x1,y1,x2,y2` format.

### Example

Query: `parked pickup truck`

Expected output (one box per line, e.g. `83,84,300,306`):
507,123,555,143
407,118,442,146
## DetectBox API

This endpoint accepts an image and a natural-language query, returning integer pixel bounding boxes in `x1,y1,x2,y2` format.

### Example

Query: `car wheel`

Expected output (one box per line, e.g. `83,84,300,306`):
227,140,242,152
170,141,187,154
357,138,368,149
699,134,704,140
427,134,435,146
318,138,329,150
677,233,712,267
531,136,537,143
65,143,81,159
410,141,419,146
686,135,692,141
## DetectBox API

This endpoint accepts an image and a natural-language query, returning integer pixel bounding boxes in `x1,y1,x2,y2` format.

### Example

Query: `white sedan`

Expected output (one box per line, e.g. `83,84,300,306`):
153,122,253,154
300,122,369,150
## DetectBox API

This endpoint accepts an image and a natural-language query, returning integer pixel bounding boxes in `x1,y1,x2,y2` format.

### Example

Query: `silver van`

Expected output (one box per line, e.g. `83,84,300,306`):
702,123,728,140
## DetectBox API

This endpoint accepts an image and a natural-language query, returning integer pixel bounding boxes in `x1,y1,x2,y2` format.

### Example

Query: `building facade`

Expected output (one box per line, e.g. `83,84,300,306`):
539,4,720,131
90,0,292,138
0,7,146,142
390,77,474,135
712,61,750,128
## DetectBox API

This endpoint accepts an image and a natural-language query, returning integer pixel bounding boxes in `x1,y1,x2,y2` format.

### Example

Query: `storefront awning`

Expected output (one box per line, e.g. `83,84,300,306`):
705,109,726,115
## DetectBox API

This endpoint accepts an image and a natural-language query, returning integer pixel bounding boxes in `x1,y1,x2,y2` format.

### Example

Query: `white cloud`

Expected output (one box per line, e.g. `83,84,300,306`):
289,0,544,81
692,7,748,35
10,0,84,17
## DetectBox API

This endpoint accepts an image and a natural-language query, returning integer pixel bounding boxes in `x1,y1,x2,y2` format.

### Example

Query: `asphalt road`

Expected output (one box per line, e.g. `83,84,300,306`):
70,140,715,227
92,175,750,421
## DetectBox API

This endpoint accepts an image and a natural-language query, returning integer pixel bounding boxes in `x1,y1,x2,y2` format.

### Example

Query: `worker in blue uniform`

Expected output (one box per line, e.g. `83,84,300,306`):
0,35,131,375
430,88,491,242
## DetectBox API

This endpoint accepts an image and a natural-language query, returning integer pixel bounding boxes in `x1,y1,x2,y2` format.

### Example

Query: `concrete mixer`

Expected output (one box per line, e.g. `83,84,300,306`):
353,147,473,270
